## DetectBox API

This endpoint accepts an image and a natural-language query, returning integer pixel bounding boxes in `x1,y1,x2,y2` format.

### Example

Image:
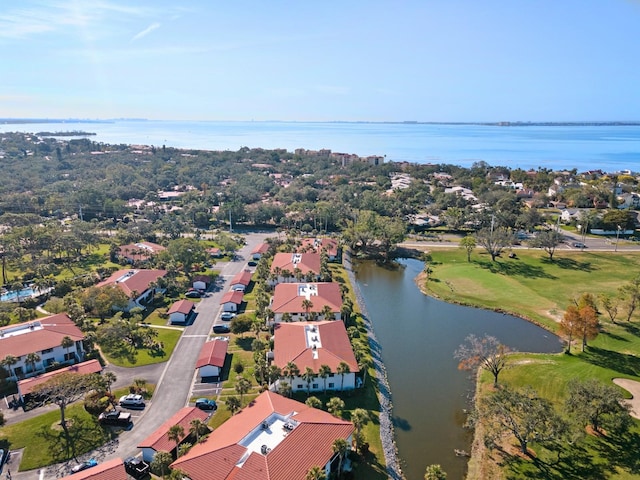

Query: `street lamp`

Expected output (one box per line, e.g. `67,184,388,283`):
615,225,622,252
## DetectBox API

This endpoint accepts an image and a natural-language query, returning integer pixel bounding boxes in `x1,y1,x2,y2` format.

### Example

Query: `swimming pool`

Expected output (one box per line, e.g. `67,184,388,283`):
0,288,37,302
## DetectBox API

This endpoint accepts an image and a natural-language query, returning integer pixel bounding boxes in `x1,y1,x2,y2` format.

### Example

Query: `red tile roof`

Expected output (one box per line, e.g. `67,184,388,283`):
270,253,320,276
18,359,103,396
273,321,359,374
251,243,270,255
193,274,212,283
171,391,353,480
117,242,165,262
221,290,244,305
138,407,209,452
59,458,127,480
96,269,167,297
168,299,195,315
196,339,228,368
299,238,339,257
271,283,342,315
0,313,84,358
230,271,252,287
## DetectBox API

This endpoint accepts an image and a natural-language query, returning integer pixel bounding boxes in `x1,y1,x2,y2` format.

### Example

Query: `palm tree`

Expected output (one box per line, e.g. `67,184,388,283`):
301,299,314,320
235,377,252,405
177,442,192,458
61,335,74,364
305,466,326,480
267,365,282,386
318,364,331,394
103,371,117,395
2,354,18,379
305,396,322,409
320,304,334,321
331,438,349,479
326,397,345,417
167,424,185,453
284,361,299,388
282,312,292,323
189,418,209,443
151,450,173,479
226,395,241,415
302,367,316,396
278,381,292,398
358,356,372,388
336,361,350,391
350,408,370,451
25,352,41,375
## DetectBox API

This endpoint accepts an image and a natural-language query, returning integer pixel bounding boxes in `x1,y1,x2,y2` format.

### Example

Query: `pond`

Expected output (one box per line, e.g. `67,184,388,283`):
355,258,563,480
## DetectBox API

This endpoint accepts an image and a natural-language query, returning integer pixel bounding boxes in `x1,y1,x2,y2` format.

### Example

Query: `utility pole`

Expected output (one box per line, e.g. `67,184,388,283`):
615,225,621,252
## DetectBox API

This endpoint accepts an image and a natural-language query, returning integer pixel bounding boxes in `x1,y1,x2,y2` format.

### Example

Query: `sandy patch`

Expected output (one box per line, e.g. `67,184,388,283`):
613,378,640,419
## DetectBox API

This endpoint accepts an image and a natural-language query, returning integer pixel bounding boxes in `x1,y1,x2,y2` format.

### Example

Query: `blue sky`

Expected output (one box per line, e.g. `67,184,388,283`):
2,0,640,122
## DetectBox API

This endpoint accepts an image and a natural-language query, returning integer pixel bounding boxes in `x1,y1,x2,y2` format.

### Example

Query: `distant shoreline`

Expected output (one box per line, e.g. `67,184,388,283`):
2,118,640,127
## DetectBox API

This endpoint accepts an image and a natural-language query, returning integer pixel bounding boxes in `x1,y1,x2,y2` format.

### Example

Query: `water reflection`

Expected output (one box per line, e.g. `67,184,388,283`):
355,258,562,480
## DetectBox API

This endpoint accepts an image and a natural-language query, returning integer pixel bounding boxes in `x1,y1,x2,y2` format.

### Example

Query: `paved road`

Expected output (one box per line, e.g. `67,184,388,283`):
11,232,273,480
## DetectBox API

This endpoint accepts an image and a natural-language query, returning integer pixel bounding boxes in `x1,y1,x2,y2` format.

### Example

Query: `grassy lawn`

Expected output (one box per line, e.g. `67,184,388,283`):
102,327,183,367
0,404,109,471
420,247,640,479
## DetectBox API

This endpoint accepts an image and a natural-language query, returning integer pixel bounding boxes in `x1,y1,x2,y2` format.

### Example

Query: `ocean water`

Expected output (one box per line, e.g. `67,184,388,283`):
2,120,639,172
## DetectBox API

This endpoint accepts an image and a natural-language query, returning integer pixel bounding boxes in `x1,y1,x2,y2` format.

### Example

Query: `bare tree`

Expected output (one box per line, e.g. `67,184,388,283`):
474,227,513,262
455,334,511,387
528,230,563,260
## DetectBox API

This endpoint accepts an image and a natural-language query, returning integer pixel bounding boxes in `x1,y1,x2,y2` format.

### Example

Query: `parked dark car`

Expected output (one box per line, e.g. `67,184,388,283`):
185,290,202,298
213,325,230,334
195,398,217,410
124,456,150,479
98,410,132,426
0,449,7,473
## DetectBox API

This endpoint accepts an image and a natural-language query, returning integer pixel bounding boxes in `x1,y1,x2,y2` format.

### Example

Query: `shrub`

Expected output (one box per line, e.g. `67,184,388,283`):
234,363,244,374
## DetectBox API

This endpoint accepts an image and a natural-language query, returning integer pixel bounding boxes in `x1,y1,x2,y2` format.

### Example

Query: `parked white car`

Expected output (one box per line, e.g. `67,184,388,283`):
119,394,145,408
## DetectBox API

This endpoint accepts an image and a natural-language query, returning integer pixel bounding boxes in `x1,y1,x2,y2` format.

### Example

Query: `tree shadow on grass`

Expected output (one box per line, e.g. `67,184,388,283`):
591,430,640,474
600,330,629,343
501,441,607,480
620,322,640,337
542,257,594,272
581,346,640,377
234,337,253,351
475,260,557,279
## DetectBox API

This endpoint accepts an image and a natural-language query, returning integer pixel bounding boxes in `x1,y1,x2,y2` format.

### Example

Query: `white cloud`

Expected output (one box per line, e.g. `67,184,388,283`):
131,22,161,42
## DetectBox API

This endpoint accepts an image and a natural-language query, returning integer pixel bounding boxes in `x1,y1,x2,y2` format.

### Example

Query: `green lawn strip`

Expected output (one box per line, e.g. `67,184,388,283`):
0,404,109,471
103,327,182,367
425,248,640,479
425,249,640,330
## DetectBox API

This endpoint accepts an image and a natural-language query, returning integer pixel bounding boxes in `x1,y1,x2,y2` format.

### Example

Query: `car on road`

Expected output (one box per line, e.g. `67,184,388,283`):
124,456,150,479
71,459,98,473
195,398,217,410
98,410,132,426
213,324,230,334
572,242,586,248
247,260,258,267
119,394,145,408
220,312,236,321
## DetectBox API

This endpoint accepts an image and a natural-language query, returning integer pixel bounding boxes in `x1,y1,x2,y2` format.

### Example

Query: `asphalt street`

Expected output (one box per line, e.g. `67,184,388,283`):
9,231,273,480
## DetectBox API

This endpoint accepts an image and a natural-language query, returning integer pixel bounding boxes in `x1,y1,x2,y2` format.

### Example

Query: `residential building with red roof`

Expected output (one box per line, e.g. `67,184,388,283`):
270,283,342,323
138,407,209,462
299,238,340,262
192,274,212,291
251,243,270,260
220,290,244,312
196,338,229,378
96,269,167,310
230,270,252,292
272,321,359,393
207,247,222,258
269,253,321,286
168,299,195,325
0,313,85,380
117,241,165,264
18,359,102,400
171,390,353,480
59,458,128,480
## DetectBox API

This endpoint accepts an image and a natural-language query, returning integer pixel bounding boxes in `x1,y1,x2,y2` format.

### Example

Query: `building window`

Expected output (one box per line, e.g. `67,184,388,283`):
297,384,303,389
312,383,319,389
328,382,335,389
42,348,54,354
